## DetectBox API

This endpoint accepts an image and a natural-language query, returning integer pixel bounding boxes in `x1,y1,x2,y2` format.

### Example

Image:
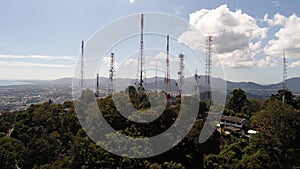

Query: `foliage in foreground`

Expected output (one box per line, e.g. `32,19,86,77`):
0,89,299,168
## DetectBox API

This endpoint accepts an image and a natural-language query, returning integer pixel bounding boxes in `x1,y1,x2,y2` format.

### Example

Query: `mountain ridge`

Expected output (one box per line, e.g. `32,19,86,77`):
15,76,299,99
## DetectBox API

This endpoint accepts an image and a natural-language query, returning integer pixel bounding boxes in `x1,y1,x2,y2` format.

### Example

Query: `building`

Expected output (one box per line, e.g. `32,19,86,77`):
220,115,250,129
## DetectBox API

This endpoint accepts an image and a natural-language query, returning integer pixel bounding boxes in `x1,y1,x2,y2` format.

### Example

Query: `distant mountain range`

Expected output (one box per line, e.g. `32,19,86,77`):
17,76,300,100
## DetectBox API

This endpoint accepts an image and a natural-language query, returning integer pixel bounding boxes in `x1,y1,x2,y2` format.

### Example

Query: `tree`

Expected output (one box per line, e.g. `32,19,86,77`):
270,89,297,108
296,95,300,109
204,138,248,169
241,98,261,118
225,88,247,115
250,99,300,168
0,136,26,169
0,111,15,134
198,101,208,117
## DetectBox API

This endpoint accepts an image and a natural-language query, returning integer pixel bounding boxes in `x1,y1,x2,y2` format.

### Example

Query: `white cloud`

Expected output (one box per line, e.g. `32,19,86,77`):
124,58,138,66
0,54,76,60
270,1,280,7
178,4,269,68
263,13,287,26
129,0,135,4
257,56,277,67
102,56,119,68
264,14,300,58
289,60,300,68
0,61,71,68
103,56,111,65
151,51,177,63
153,52,166,60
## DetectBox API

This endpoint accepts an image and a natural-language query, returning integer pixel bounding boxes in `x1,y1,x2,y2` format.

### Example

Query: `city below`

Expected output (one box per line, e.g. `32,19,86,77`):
1,76,300,112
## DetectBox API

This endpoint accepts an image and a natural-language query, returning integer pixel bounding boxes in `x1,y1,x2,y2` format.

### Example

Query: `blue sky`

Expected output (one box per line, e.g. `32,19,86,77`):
0,0,300,84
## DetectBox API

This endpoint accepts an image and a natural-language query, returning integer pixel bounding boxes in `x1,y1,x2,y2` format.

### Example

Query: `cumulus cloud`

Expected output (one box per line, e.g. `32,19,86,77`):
153,52,177,62
264,14,300,58
289,60,300,68
124,58,138,66
263,13,287,26
178,4,270,68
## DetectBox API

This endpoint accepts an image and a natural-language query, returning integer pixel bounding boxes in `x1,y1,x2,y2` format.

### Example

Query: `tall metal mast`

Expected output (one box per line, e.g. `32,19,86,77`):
178,53,184,95
109,52,115,95
96,72,100,97
282,51,288,103
137,13,145,90
283,51,287,90
80,41,85,90
205,36,213,104
165,35,170,92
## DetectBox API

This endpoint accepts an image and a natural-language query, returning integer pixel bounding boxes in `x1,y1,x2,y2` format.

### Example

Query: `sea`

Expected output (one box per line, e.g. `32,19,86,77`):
0,81,34,87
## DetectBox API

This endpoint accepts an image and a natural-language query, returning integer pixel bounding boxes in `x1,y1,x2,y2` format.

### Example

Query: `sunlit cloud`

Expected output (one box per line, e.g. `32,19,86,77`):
179,4,269,68
264,14,300,58
289,60,300,68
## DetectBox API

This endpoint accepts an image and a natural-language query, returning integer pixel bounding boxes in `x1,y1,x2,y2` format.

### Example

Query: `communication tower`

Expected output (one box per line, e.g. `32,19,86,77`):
137,13,145,91
282,51,288,103
96,72,100,97
178,53,184,95
109,52,115,94
205,36,213,104
165,35,170,92
80,41,86,90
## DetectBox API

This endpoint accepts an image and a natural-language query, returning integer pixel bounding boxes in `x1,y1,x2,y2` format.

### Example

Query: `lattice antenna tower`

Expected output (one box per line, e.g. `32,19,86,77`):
109,52,115,95
194,69,200,98
205,36,213,104
178,53,184,95
80,41,86,90
283,51,288,90
164,35,170,92
96,71,100,97
282,51,288,103
137,13,145,91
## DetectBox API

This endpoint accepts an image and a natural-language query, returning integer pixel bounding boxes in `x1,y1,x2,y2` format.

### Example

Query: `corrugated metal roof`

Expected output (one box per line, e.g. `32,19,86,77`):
221,115,246,123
